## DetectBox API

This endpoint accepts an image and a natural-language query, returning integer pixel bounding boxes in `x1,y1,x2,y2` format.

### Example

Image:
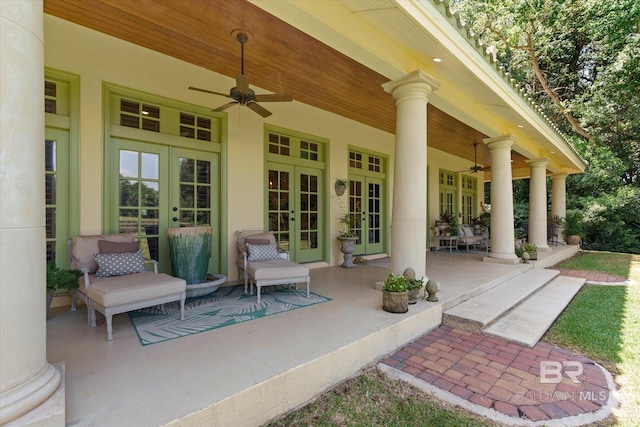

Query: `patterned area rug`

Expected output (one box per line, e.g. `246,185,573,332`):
129,285,331,345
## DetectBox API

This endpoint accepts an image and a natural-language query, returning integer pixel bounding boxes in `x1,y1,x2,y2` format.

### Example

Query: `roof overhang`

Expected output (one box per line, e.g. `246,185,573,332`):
250,0,586,174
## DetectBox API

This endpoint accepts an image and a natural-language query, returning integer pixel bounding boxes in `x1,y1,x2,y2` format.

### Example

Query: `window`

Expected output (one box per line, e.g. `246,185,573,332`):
438,170,457,217
350,150,385,173
120,99,160,132
268,133,291,156
180,113,212,142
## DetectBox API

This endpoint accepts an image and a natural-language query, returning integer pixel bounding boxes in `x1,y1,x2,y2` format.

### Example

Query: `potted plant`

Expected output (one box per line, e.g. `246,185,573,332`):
563,210,583,245
46,261,81,317
337,212,360,268
523,242,538,260
406,277,424,304
382,273,408,313
334,178,348,197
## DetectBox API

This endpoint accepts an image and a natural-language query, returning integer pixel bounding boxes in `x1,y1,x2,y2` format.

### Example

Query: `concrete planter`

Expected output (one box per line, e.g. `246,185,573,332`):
337,235,358,268
167,226,212,284
382,290,408,313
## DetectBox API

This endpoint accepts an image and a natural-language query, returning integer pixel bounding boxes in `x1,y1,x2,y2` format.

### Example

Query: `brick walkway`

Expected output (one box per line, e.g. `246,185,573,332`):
555,268,627,284
381,325,613,423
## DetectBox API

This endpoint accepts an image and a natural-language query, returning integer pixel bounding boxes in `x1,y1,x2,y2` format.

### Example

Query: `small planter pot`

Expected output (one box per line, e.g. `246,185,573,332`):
382,290,408,313
408,287,421,304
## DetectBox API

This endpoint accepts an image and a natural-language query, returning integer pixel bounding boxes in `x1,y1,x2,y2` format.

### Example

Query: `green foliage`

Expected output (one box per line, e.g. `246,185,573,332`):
563,209,584,237
46,261,81,292
338,212,360,237
406,277,424,291
383,273,407,293
523,243,537,254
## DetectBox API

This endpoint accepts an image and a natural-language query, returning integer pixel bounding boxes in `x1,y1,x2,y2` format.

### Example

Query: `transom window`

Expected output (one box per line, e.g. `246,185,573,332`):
45,81,57,114
300,140,319,161
268,133,291,156
349,151,363,168
120,99,160,132
180,113,212,142
350,150,385,173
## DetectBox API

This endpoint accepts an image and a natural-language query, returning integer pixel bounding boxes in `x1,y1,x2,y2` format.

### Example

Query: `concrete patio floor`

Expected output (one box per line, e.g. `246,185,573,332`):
45,245,579,426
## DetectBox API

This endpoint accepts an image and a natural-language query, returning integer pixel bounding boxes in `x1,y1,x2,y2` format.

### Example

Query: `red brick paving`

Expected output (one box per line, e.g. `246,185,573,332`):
381,325,612,423
555,268,627,283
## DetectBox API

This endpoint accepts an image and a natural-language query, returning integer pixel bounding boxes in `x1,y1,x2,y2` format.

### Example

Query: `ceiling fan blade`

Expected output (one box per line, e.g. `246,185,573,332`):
188,86,231,98
235,73,249,94
254,93,293,103
213,101,238,112
247,101,272,118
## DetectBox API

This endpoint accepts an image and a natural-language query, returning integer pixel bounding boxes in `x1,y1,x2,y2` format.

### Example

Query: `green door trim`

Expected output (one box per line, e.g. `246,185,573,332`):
45,68,81,240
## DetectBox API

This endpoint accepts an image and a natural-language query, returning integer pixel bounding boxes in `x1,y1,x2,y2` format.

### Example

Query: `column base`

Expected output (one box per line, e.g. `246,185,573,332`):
3,363,65,427
483,255,521,265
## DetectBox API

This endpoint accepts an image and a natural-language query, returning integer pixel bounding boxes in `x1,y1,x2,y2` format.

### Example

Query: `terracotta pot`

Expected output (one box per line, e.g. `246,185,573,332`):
382,290,408,313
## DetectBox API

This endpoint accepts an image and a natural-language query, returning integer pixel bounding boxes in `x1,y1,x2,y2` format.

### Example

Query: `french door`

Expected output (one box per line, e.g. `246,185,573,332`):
349,175,384,254
109,139,220,273
267,163,323,262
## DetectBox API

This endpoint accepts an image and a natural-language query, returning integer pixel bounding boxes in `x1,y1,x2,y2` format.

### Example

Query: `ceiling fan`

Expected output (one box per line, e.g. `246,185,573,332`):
188,32,293,117
457,142,487,173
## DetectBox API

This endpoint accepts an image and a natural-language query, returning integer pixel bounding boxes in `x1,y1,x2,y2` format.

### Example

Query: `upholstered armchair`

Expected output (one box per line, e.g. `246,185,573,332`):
235,230,310,303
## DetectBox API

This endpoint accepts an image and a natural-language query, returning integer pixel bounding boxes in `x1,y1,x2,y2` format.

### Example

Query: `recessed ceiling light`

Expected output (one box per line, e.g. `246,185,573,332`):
433,57,442,63
517,124,524,128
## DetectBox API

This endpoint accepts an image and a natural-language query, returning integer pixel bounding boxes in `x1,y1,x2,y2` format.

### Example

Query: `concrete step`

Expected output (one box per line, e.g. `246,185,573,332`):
443,269,559,333
483,275,585,347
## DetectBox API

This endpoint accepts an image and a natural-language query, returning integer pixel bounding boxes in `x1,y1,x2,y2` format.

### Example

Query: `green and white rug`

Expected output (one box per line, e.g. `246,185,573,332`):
129,285,331,346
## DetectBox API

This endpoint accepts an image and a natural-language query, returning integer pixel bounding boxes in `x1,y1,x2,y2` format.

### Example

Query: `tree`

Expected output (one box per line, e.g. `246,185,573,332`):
454,0,640,252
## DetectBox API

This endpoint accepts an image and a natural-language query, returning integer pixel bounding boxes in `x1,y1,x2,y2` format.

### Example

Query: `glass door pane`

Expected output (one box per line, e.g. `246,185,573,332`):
118,149,161,262
268,165,293,252
110,139,169,270
44,128,70,266
295,166,323,262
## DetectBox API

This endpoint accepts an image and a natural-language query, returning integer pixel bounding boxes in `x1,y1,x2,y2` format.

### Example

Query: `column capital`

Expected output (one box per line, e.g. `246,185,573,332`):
525,158,550,169
483,134,516,151
382,69,440,102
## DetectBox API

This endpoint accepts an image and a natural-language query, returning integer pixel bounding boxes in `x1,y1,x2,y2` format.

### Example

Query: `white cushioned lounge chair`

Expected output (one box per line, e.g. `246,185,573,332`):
69,233,186,341
235,230,310,304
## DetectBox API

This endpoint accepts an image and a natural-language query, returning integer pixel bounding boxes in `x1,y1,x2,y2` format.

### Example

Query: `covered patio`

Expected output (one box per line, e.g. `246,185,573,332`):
43,246,577,426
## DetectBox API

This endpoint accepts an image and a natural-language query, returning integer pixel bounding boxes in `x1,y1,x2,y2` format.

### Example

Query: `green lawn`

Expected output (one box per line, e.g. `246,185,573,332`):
553,250,633,278
266,367,501,427
544,251,640,426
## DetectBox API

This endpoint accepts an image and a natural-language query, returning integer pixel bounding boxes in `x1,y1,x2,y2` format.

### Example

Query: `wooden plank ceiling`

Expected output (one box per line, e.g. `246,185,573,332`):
43,0,529,169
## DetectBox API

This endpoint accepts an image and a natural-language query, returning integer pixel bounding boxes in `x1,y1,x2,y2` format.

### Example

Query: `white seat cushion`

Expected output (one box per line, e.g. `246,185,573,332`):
247,259,309,281
86,271,186,307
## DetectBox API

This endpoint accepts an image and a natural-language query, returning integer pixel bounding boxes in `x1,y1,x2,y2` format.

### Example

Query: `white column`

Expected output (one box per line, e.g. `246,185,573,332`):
0,2,62,425
551,173,568,244
483,135,519,264
526,159,550,251
382,70,439,279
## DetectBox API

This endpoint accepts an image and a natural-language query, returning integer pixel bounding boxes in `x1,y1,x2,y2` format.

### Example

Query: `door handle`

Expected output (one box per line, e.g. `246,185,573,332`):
172,207,178,212
172,217,178,222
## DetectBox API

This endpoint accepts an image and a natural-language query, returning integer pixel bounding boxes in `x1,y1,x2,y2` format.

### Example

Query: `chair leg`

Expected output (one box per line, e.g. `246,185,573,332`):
179,292,186,321
71,290,77,311
89,301,97,328
305,277,310,299
257,283,261,304
105,310,113,341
